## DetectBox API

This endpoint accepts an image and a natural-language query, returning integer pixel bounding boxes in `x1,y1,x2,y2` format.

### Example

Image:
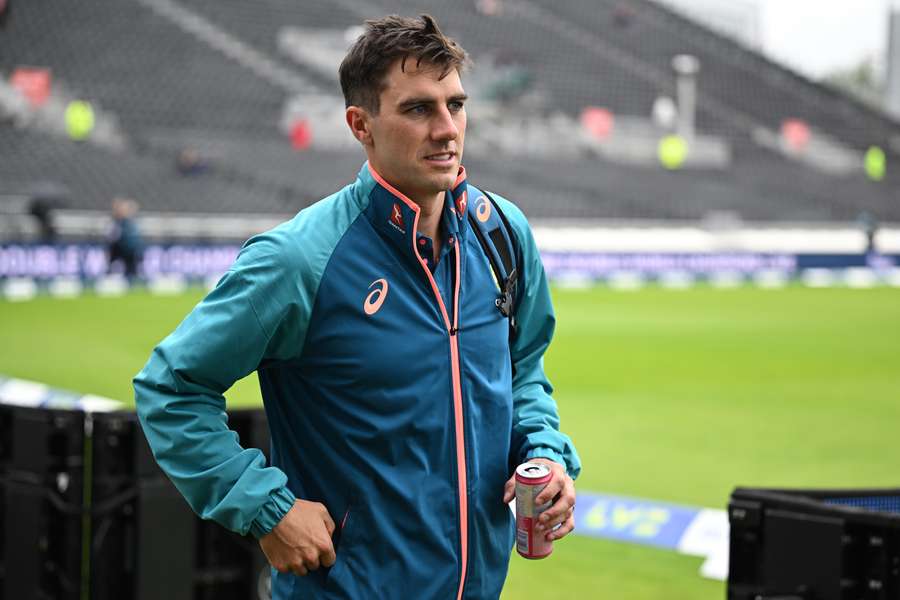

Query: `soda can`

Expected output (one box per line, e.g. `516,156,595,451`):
515,462,553,559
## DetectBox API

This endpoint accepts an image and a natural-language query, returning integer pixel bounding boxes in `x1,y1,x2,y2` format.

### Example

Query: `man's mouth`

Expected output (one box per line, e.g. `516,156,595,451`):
424,152,455,163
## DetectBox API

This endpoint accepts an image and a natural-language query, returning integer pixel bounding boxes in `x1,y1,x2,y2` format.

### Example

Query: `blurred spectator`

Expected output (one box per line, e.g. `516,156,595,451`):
28,185,67,243
613,3,636,29
108,197,143,279
0,0,9,29
652,96,678,130
857,211,878,255
484,51,534,104
475,0,503,16
175,147,209,176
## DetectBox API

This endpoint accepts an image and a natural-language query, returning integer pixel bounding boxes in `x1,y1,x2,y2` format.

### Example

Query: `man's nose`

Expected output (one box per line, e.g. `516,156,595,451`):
430,107,459,142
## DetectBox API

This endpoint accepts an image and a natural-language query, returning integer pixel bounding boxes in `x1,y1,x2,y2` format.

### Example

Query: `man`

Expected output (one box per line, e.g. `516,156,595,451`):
135,14,580,599
107,197,143,280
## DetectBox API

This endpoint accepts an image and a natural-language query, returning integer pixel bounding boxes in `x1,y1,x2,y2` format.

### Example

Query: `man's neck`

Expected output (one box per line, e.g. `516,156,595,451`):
413,192,444,243
413,192,445,263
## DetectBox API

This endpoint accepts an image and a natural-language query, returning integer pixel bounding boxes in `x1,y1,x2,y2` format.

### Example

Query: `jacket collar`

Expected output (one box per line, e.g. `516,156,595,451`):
357,161,469,262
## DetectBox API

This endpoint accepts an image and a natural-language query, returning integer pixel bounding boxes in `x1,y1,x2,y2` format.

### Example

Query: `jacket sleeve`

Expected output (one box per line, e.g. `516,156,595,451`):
493,195,582,480
134,232,310,538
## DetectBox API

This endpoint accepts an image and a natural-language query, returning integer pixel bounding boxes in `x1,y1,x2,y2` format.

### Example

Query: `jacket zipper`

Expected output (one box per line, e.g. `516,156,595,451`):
368,163,469,599
414,237,468,600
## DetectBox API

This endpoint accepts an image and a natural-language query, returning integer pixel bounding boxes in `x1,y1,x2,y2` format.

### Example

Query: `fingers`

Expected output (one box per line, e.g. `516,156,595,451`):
260,501,339,577
271,559,308,577
321,540,337,568
502,476,516,504
537,472,576,530
546,512,575,541
321,505,336,536
305,548,322,571
539,491,572,526
534,471,564,506
279,534,334,576
537,504,573,533
298,523,334,573
319,506,336,567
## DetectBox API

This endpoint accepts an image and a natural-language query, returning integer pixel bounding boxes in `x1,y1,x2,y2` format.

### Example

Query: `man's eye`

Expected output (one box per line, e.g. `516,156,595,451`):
448,102,464,112
409,105,428,115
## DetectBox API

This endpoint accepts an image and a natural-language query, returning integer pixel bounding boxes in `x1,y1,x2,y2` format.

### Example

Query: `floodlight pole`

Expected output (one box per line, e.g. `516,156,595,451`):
672,54,700,141
886,10,900,119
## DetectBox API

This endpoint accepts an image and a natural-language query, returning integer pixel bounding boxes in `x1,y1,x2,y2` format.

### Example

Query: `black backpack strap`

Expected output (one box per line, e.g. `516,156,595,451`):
467,188,522,343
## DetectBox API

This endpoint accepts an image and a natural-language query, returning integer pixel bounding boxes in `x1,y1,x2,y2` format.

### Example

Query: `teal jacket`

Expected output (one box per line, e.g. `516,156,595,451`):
135,162,581,599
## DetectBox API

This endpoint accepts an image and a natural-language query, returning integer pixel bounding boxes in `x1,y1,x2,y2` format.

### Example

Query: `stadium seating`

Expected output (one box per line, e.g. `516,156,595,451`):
0,127,302,214
0,0,292,135
541,0,900,151
1,0,899,223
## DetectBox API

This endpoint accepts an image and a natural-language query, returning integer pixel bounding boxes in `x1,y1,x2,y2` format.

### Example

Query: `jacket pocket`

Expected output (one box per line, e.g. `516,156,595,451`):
324,500,357,589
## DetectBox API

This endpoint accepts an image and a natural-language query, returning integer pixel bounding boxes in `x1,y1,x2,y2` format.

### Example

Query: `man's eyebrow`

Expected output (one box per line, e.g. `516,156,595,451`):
397,94,468,109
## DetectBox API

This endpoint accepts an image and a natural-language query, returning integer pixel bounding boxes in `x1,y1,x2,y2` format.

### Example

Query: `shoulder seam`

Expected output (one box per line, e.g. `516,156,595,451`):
294,193,372,354
242,270,277,343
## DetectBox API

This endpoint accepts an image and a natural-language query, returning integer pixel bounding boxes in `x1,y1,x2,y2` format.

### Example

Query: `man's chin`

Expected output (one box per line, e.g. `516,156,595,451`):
429,168,459,191
397,168,460,200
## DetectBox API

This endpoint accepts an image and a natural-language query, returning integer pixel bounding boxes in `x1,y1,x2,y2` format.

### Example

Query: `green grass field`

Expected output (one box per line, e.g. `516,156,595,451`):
2,285,899,599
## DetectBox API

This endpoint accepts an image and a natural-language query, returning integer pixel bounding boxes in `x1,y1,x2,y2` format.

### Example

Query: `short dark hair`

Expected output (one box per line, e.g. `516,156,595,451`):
339,14,470,113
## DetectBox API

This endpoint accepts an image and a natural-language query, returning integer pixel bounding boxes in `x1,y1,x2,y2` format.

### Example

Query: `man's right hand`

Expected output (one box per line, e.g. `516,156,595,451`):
258,499,336,576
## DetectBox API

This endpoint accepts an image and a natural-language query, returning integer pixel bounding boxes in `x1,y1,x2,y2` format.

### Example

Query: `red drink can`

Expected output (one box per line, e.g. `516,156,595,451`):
515,462,553,559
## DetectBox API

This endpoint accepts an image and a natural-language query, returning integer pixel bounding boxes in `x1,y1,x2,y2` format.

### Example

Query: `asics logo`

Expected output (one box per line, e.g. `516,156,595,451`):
476,195,491,223
364,278,389,315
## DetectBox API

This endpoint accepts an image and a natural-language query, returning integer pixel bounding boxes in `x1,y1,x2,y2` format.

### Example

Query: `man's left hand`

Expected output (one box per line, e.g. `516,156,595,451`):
503,458,576,541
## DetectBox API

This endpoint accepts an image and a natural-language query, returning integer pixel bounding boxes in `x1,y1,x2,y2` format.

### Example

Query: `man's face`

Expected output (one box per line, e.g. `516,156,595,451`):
361,59,467,201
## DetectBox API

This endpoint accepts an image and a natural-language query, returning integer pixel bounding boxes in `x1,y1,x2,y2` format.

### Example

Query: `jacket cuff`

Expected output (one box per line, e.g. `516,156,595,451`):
524,448,571,476
249,486,296,539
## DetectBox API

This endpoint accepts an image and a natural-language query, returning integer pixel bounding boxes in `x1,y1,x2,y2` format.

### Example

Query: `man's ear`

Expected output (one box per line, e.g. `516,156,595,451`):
346,106,373,146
